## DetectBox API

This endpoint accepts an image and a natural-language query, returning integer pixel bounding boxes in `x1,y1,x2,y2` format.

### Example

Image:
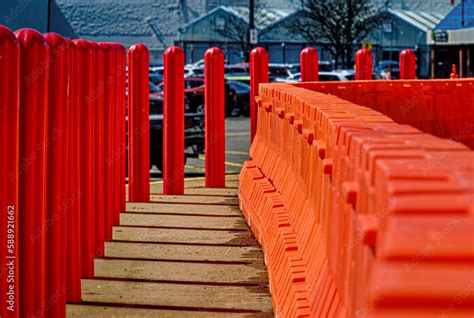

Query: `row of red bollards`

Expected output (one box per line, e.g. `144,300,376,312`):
0,21,421,317
0,25,131,318
355,47,417,80
0,25,231,317
248,46,417,140
160,46,227,194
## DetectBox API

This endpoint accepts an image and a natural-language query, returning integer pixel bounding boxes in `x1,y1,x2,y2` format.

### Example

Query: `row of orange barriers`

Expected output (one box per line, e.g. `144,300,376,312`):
239,81,474,317
294,80,474,148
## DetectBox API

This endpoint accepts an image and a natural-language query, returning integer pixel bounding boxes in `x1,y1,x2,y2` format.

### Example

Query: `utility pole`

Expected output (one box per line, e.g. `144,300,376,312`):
248,0,256,53
249,0,255,34
47,0,52,32
245,0,257,61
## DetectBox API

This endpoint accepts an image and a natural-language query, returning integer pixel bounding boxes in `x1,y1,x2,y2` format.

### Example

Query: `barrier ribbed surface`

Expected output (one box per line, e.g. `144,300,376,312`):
294,80,474,148
239,82,474,317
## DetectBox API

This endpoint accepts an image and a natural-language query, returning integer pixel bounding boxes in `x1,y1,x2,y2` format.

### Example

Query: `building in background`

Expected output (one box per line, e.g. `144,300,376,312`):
53,0,301,63
369,9,444,78
0,0,75,37
1,0,470,78
429,0,474,78
177,0,454,78
177,6,307,64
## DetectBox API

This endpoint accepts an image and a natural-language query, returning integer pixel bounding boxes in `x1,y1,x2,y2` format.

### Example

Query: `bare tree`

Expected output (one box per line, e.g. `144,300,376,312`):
292,0,389,68
216,15,251,62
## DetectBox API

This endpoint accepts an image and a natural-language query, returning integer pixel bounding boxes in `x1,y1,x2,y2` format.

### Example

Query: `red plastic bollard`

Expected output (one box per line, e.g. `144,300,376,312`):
116,44,127,214
109,44,127,215
355,48,373,80
113,44,120,224
15,28,50,318
399,49,416,79
73,39,95,278
65,39,82,302
250,47,269,142
100,43,116,234
450,64,459,79
44,32,70,318
163,46,185,194
90,42,105,257
300,47,319,82
128,44,150,202
0,26,20,318
205,48,226,188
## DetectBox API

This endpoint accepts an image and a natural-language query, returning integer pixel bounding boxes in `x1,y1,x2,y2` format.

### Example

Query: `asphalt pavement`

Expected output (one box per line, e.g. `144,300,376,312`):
151,117,250,181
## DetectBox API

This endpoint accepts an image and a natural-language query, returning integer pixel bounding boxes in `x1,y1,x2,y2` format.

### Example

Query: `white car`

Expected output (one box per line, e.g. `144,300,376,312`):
276,70,355,83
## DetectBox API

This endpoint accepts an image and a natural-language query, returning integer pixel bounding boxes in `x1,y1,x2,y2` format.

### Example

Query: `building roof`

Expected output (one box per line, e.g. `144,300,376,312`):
179,5,293,33
434,0,474,30
388,8,444,32
220,6,293,30
55,0,209,52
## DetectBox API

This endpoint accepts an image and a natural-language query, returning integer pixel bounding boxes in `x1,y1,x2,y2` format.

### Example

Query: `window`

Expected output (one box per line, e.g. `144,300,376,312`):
215,17,225,31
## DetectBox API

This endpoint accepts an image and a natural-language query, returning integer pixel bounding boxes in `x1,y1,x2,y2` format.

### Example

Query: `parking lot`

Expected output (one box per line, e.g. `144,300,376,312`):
151,117,250,181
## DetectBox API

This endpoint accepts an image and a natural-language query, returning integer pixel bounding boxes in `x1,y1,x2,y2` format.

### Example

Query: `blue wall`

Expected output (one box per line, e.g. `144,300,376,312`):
0,0,49,32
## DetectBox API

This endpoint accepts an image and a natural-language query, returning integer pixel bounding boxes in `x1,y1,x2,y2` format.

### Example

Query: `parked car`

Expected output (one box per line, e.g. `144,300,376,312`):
150,66,196,78
375,60,400,79
269,64,291,82
149,72,163,85
152,77,239,116
225,63,250,75
227,80,250,117
319,70,355,81
148,82,204,171
225,74,251,84
318,61,333,72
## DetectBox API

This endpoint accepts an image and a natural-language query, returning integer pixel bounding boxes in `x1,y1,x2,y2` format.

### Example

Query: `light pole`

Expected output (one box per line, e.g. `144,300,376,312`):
248,0,255,52
47,0,52,32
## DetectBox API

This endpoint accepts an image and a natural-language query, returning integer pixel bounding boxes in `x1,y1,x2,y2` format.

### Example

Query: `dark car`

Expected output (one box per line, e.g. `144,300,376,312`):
149,82,204,171
227,80,250,117
375,60,400,79
149,72,163,85
225,63,250,75
154,77,239,117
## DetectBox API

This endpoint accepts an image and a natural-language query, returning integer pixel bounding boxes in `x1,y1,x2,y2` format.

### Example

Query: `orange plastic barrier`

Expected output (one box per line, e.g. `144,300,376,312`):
239,82,474,317
293,80,474,149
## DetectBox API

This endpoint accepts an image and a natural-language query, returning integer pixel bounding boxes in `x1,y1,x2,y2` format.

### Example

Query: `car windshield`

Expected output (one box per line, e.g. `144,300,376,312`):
186,79,204,89
149,73,163,85
149,82,162,93
269,67,288,78
226,67,247,74
288,65,299,74
378,61,399,69
319,74,340,81
228,81,250,91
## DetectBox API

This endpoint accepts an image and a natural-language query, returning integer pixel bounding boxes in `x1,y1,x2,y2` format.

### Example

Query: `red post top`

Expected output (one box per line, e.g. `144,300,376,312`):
450,64,459,79
163,45,185,195
0,25,20,318
14,27,50,318
250,47,269,142
399,49,416,80
43,31,70,318
128,43,150,202
204,47,226,188
355,48,373,80
300,47,319,82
